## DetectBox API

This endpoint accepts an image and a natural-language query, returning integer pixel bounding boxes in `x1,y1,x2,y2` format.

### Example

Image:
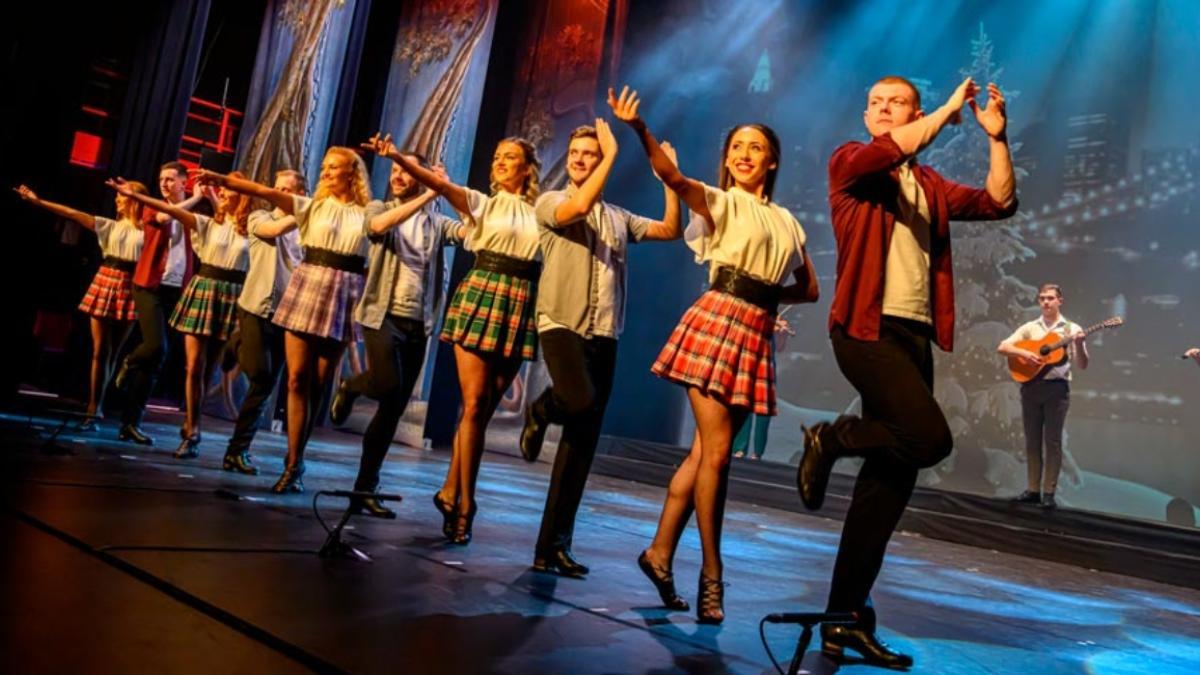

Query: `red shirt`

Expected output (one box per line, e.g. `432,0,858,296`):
826,134,1017,351
133,207,194,289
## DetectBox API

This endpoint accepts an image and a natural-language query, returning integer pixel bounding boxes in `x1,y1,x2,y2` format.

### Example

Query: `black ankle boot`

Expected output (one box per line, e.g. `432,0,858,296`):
351,495,397,519
222,450,259,475
174,430,201,459
821,624,913,669
532,548,589,578
271,462,305,494
520,392,553,463
798,422,840,510
118,424,154,446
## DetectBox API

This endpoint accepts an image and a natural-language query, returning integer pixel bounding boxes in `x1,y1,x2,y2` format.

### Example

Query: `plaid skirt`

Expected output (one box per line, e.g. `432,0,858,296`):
78,265,137,321
651,289,777,415
169,275,242,341
439,268,537,360
273,261,364,343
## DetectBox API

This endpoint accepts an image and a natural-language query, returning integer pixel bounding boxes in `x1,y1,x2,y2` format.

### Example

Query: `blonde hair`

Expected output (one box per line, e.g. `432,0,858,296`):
313,147,372,206
489,137,540,204
119,181,149,223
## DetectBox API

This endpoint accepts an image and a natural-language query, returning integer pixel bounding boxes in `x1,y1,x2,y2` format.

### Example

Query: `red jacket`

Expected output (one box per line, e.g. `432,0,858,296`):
133,207,194,289
826,134,1018,351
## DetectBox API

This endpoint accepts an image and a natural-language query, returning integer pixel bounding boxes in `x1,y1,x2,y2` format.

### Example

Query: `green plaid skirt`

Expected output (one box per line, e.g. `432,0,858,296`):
439,268,537,360
169,275,242,341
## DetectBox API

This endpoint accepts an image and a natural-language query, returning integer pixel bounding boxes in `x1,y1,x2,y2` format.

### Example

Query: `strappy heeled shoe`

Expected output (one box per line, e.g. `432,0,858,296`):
432,492,456,540
451,502,477,545
637,551,689,611
174,430,201,459
696,574,726,625
271,462,305,494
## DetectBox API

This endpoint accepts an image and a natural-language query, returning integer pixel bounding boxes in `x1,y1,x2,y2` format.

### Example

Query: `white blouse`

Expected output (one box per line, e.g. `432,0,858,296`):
461,188,540,261
684,184,807,285
292,195,375,257
191,214,250,272
93,216,144,262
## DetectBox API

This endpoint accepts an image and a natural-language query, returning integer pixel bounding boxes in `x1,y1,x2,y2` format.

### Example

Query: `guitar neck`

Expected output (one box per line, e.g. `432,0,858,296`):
1046,321,1110,350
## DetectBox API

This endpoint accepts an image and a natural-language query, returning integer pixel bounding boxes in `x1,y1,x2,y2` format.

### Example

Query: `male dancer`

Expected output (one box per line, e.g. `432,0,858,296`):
221,169,306,474
116,161,201,444
521,119,680,576
329,153,461,519
797,76,1017,668
998,283,1088,510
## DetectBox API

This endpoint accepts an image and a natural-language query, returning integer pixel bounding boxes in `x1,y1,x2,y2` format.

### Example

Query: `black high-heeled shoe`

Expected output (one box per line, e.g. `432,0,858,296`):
696,574,726,625
271,462,305,494
432,492,456,540
451,502,477,545
637,551,689,611
174,430,201,459
222,450,258,475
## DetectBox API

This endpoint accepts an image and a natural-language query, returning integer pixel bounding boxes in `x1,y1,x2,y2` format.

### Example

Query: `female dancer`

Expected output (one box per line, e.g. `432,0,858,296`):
365,133,541,544
610,86,819,623
15,182,149,429
198,148,442,493
109,174,254,458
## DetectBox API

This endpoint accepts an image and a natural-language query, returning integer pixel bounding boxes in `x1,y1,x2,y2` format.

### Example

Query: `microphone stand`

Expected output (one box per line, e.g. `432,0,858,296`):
762,611,857,675
314,490,402,561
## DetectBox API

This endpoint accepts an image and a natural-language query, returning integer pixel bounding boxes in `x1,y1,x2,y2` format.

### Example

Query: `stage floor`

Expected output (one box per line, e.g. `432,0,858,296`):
3,409,1200,674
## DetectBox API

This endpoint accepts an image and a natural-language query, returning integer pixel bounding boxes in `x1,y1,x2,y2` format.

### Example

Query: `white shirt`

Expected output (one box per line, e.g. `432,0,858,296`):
240,209,302,317
461,188,540,261
292,195,376,257
1006,315,1083,381
684,183,806,285
161,219,186,287
93,216,144,262
882,164,933,324
191,214,250,271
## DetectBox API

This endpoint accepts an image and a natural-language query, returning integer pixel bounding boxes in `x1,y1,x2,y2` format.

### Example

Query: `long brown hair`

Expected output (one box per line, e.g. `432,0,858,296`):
216,171,256,236
718,123,782,201
119,181,149,224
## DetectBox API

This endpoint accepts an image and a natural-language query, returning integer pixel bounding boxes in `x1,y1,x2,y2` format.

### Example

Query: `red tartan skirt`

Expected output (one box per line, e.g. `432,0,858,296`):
78,264,137,322
651,289,777,415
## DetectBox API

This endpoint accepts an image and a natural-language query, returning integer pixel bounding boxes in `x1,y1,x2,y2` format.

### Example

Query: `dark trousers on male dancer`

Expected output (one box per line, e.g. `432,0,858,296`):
121,284,181,428
343,315,427,491
225,309,286,456
533,329,618,556
825,317,953,620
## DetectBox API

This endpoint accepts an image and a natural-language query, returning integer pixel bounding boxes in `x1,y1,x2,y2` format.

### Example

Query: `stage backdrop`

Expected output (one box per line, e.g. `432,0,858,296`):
604,0,1200,527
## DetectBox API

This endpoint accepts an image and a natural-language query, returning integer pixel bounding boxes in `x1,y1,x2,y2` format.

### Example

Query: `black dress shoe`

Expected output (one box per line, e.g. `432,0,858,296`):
450,502,477,545
1011,490,1040,504
222,450,259,475
637,550,689,611
118,424,154,446
821,625,913,670
352,495,397,519
519,401,548,463
328,380,358,426
432,492,456,540
532,549,589,578
798,422,839,510
271,463,305,494
696,574,725,625
1040,493,1058,510
174,431,201,459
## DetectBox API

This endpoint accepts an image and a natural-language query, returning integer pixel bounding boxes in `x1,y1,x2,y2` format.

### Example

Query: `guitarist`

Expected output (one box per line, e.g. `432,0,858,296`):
997,283,1088,509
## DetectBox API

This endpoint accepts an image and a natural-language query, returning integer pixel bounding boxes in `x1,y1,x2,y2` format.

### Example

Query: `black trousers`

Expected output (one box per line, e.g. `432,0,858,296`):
826,317,953,618
533,329,618,555
345,315,427,491
121,284,181,426
1021,378,1070,494
226,310,286,455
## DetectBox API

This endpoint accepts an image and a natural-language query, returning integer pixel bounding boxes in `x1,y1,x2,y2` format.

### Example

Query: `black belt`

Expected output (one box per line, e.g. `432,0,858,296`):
100,256,136,273
304,247,366,274
710,266,781,314
196,263,247,284
472,250,540,281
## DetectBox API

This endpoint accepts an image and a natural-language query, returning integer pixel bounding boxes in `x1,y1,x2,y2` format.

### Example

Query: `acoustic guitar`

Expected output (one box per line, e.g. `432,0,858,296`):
1007,317,1123,383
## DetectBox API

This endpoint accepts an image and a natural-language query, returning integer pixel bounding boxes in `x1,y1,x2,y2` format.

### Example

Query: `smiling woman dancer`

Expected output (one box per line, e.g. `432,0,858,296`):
368,132,541,545
610,85,819,624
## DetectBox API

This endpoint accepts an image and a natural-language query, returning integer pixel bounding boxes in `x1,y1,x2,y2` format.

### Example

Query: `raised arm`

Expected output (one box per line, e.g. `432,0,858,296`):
107,178,197,230
368,188,439,234
642,141,683,241
779,247,819,304
970,82,1016,207
888,77,979,157
608,86,710,222
361,133,471,216
14,185,96,230
253,214,298,239
196,169,294,213
553,118,619,225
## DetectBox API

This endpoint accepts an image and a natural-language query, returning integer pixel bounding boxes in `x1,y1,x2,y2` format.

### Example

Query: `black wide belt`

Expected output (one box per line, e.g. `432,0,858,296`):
472,250,541,281
710,266,781,314
197,263,247,284
100,256,136,273
304,247,366,274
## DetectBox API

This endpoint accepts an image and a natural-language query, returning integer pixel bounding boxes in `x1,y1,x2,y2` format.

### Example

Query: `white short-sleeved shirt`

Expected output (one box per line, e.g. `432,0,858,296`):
93,216,144,262
292,195,375,257
882,164,933,324
1005,316,1083,381
191,214,250,271
684,183,806,285
461,188,540,261
240,209,302,317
